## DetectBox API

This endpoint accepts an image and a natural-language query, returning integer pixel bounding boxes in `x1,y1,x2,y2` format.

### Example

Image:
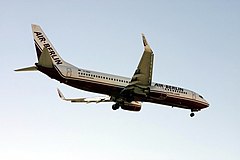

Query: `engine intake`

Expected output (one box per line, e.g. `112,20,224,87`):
121,101,142,112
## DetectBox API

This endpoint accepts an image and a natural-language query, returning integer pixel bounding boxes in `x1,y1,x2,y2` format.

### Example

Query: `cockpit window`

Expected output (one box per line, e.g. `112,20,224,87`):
199,95,203,99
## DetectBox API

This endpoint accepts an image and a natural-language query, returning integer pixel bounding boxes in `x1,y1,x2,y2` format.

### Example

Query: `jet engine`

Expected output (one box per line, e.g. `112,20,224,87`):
121,101,142,112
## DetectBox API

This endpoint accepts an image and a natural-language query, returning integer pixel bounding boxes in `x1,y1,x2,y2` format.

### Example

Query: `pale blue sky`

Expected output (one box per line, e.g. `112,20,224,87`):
1,0,240,160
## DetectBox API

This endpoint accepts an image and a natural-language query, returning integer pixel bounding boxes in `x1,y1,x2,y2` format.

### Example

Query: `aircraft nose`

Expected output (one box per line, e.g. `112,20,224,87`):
204,100,210,108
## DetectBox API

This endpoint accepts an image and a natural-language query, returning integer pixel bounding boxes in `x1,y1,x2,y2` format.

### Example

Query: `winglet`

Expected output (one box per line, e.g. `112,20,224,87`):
57,88,66,100
142,33,148,46
141,33,153,53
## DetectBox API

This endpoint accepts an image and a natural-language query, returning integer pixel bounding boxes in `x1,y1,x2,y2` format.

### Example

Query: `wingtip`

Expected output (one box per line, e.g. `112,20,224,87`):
141,33,153,52
141,33,148,47
57,88,65,100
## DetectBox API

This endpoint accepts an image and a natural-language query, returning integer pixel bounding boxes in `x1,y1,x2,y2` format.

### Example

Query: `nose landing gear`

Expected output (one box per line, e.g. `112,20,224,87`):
190,109,200,117
190,112,195,117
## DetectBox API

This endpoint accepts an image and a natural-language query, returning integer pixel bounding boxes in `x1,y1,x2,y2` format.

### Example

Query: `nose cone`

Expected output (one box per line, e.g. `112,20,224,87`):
205,101,210,108
203,99,210,109
197,93,209,109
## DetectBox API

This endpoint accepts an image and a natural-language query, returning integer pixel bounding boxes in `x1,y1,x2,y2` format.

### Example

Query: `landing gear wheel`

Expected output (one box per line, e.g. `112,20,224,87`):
190,112,195,117
112,103,120,110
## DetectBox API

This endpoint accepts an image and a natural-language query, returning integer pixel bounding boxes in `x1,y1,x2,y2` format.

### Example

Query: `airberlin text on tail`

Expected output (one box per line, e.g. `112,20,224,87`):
34,31,63,65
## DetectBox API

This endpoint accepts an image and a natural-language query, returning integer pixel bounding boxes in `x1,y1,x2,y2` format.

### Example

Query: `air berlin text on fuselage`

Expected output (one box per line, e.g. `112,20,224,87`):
34,32,63,65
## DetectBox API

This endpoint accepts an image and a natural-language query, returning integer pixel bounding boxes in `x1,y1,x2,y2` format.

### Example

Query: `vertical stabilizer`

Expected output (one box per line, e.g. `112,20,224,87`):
32,24,66,66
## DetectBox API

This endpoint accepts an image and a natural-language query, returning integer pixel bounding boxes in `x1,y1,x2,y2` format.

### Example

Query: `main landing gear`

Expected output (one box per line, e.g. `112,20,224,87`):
112,103,120,110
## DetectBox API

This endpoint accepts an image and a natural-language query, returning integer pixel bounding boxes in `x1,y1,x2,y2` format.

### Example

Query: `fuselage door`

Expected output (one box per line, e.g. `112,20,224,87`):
66,68,72,77
192,92,196,99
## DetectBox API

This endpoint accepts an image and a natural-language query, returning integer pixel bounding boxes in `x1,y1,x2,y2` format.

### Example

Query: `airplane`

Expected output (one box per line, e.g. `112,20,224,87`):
15,24,209,117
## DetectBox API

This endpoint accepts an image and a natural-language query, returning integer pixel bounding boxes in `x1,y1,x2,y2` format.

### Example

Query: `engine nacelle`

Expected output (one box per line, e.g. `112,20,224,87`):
121,101,142,112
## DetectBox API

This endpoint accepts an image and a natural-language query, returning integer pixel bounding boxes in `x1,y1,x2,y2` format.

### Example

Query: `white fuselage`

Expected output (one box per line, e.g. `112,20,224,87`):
54,64,209,111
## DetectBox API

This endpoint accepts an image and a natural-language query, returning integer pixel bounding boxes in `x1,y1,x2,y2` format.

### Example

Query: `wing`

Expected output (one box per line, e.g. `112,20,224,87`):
57,88,112,103
130,33,154,86
120,34,154,98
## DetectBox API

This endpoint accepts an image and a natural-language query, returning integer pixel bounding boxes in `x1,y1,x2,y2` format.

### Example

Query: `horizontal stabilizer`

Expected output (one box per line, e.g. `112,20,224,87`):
57,88,112,103
14,66,37,72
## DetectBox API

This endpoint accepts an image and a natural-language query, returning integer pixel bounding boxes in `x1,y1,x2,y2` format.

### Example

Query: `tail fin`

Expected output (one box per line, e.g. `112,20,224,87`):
32,24,65,66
